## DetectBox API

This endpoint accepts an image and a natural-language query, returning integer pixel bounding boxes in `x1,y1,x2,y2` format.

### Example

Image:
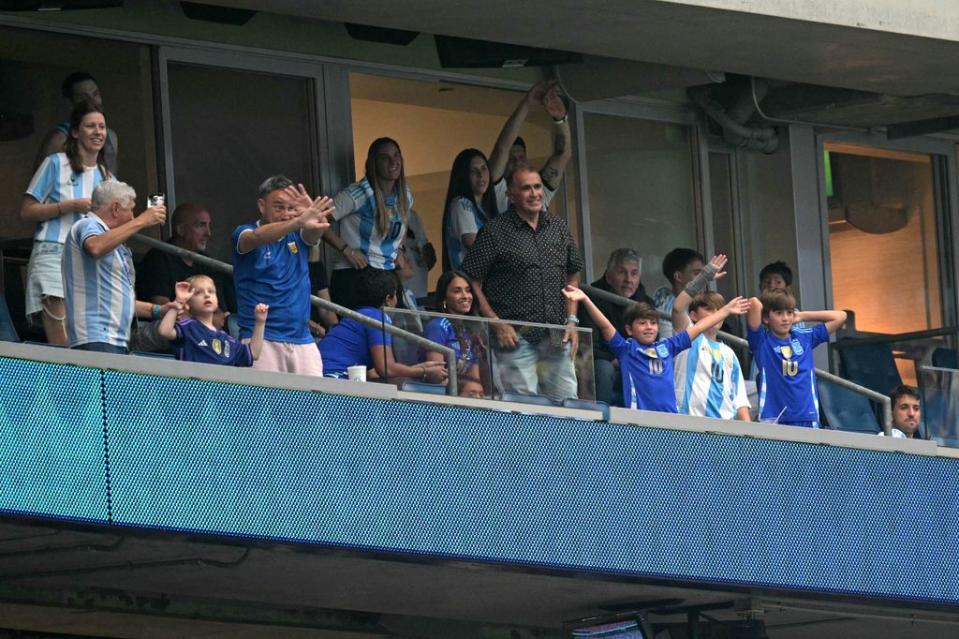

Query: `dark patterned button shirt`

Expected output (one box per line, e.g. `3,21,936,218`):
461,209,583,331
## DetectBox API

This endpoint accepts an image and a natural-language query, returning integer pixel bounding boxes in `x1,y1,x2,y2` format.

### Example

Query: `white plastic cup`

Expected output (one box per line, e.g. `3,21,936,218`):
347,365,367,382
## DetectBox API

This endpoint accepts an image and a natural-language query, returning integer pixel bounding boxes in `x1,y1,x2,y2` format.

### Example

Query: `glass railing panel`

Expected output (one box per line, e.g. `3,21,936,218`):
486,317,595,403
384,307,493,399
916,365,959,447
383,308,595,403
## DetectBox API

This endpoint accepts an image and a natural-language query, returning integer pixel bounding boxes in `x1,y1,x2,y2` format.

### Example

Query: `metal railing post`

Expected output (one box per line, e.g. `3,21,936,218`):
581,285,892,433
128,234,458,396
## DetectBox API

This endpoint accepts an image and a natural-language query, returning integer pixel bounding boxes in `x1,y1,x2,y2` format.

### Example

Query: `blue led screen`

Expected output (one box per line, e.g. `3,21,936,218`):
0,358,108,522
2,356,959,605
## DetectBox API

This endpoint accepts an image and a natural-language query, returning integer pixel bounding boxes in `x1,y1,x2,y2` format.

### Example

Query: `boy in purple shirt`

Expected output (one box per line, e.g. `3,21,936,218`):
158,275,267,366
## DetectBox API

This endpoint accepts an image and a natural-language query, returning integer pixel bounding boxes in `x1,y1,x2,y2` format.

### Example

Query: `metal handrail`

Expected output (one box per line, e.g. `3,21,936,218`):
128,233,458,395
581,284,893,434
832,326,959,348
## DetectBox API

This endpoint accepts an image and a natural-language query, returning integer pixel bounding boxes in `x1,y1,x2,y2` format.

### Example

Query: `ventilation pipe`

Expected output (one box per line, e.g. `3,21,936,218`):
689,80,778,153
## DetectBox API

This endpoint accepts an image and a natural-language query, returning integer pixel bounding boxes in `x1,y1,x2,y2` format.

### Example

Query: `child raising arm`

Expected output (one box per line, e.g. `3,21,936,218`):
159,277,268,366
563,284,747,411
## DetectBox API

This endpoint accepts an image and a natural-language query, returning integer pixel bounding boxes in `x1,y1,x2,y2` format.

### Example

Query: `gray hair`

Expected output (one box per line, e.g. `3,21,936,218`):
257,174,293,199
605,247,641,272
91,180,136,210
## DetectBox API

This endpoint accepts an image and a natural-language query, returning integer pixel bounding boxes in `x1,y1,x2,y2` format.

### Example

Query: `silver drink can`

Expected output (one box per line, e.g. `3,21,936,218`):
148,193,165,207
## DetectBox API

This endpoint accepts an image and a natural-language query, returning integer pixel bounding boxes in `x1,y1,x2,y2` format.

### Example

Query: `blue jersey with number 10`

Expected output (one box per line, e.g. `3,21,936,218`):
608,331,691,412
748,323,828,425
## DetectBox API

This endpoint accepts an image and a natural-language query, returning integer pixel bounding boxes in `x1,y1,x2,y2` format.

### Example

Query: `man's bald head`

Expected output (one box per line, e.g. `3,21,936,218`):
171,203,212,252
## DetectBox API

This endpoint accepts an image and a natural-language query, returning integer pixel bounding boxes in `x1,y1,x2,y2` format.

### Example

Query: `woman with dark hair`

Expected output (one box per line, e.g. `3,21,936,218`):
320,268,447,383
20,102,113,345
324,137,413,309
441,148,497,271
421,270,483,383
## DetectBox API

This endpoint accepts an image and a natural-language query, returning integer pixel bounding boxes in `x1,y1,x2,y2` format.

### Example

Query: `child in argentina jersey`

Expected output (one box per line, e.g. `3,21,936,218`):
158,276,267,367
562,285,749,412
674,334,750,419
746,289,847,427
748,323,827,426
611,330,691,412
668,271,753,421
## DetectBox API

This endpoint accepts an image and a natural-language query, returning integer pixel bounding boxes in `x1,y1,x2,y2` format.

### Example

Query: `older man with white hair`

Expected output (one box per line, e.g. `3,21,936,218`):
580,248,655,405
62,180,166,353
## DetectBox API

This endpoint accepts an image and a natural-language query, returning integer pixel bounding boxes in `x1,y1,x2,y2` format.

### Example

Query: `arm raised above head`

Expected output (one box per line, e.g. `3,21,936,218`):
747,297,763,331
489,81,548,182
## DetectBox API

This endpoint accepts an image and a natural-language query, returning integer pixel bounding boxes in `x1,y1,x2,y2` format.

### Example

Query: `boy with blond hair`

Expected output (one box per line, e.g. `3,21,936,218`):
671,253,750,420
747,289,846,427
672,288,751,421
158,275,267,366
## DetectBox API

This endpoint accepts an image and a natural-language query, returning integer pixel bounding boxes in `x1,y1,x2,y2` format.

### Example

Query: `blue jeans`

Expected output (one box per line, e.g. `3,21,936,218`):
494,336,577,402
594,358,622,406
72,342,128,354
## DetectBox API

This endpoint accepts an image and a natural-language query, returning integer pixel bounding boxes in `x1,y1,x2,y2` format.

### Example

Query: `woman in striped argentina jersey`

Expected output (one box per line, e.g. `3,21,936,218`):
324,137,413,310
20,101,113,345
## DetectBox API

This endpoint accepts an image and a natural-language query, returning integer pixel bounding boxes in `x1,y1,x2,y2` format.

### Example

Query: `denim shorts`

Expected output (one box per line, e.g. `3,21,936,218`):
25,241,65,317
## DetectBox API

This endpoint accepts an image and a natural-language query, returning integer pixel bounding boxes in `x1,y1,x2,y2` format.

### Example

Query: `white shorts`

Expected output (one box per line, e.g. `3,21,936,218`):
25,241,64,318
244,338,324,376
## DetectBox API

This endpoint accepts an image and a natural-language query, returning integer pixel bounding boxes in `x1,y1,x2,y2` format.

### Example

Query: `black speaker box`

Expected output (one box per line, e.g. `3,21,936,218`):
435,35,582,68
345,23,419,46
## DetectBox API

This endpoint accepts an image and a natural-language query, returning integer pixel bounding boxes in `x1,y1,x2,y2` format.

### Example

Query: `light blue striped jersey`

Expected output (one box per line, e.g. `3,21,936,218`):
445,196,490,270
652,286,677,338
674,334,750,419
332,177,413,270
62,214,135,348
25,153,109,244
747,323,829,426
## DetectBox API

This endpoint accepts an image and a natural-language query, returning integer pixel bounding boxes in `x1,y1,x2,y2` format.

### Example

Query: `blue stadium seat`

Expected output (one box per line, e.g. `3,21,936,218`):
500,391,558,407
932,347,958,370
562,397,610,420
918,389,941,442
400,380,447,395
817,378,881,434
226,313,241,340
0,294,19,342
837,340,903,396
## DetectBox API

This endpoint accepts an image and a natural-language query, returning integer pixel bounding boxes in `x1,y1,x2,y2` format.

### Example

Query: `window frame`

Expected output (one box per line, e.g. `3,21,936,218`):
573,98,709,282
816,130,959,332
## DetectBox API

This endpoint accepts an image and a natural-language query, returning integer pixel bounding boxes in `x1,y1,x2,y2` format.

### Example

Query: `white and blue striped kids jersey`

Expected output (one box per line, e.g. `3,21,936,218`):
747,323,829,426
62,214,135,348
608,331,691,412
25,153,109,244
332,177,413,270
674,334,750,420
445,196,490,270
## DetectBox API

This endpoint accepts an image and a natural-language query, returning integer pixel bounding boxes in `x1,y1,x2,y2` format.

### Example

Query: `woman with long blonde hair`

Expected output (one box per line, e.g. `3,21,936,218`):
324,137,413,309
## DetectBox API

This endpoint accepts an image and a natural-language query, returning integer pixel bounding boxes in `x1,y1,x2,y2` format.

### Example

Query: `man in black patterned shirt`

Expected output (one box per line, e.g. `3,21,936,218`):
461,164,583,401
